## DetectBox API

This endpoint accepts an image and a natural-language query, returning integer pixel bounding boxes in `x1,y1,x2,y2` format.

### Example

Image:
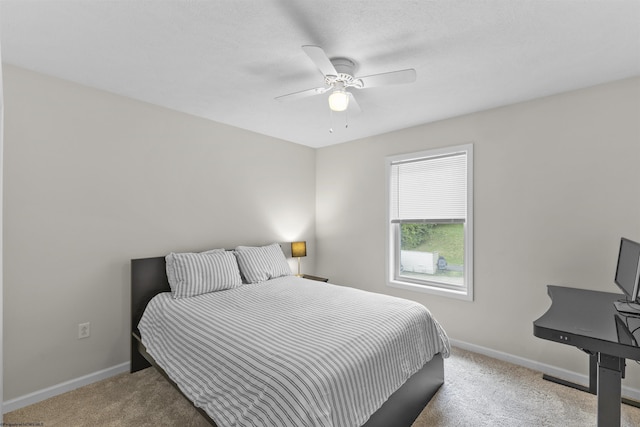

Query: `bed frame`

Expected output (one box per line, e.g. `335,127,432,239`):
131,255,444,427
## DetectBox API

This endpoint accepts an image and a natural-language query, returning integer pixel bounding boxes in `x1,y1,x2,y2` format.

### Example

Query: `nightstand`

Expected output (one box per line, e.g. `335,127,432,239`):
302,274,329,283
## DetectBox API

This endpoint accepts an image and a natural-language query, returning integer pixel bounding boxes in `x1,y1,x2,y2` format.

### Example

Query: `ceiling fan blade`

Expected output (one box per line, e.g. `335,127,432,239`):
302,45,338,77
356,68,416,89
275,86,329,102
348,92,362,114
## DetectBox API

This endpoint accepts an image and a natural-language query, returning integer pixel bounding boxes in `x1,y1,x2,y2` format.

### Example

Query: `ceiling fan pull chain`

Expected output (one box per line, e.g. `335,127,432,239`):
345,107,349,129
329,109,334,133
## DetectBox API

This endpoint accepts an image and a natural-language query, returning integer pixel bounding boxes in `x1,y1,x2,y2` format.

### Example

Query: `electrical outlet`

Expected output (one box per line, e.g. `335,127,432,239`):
78,322,90,339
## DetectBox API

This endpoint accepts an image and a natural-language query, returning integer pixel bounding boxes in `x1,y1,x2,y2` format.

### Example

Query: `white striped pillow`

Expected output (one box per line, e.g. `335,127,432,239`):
166,249,225,289
166,250,242,298
234,243,293,283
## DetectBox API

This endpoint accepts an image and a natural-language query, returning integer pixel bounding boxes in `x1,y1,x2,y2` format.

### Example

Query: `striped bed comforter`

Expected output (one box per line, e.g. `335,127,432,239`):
138,276,450,427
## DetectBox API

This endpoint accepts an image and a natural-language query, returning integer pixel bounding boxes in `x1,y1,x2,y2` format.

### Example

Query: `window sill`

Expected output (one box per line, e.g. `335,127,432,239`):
388,279,473,301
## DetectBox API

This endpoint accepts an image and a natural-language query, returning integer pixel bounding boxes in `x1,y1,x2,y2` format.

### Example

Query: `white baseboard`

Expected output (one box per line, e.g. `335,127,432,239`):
449,338,640,402
3,362,130,414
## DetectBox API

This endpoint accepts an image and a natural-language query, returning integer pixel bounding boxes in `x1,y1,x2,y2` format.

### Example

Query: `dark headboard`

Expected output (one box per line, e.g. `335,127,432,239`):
131,256,170,333
131,256,170,372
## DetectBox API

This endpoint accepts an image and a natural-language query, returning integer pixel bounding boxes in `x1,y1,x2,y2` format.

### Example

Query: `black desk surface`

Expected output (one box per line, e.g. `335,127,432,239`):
534,285,640,361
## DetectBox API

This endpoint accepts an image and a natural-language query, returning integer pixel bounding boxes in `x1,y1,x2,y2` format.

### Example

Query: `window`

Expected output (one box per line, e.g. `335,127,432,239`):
386,144,473,300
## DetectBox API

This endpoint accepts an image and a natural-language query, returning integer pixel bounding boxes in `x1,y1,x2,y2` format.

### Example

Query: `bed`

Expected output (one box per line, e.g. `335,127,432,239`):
131,245,450,427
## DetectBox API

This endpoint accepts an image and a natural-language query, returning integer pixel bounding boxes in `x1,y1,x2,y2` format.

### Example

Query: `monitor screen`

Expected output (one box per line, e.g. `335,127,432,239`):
615,237,640,302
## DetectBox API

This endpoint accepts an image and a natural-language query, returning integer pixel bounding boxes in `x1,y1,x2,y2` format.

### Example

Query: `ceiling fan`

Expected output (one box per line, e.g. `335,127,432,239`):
275,45,417,114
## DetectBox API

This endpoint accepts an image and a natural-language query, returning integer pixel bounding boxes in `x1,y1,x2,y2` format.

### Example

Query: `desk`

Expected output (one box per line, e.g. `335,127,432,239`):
534,286,640,427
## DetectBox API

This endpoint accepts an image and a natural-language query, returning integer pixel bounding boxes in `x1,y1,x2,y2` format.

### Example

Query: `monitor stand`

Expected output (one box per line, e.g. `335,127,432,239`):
614,300,640,315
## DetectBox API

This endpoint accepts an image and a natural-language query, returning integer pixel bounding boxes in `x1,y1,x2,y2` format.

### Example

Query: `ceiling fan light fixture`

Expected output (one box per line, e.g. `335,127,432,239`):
328,89,349,112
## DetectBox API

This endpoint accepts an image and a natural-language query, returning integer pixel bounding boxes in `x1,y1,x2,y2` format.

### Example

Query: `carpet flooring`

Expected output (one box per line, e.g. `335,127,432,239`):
6,347,640,426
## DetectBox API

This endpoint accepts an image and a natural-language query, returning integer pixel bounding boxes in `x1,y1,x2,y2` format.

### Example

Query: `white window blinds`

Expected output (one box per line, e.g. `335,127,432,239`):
390,151,467,223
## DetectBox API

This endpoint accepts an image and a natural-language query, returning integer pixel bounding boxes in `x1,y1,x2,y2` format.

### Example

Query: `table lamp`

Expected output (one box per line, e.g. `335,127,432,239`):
291,241,307,277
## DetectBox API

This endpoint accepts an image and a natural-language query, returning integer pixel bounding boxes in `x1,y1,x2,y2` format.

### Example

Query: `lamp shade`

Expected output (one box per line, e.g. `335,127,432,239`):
291,241,307,258
328,90,349,112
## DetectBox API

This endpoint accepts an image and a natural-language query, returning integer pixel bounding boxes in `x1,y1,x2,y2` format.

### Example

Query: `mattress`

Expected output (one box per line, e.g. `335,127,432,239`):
138,275,450,427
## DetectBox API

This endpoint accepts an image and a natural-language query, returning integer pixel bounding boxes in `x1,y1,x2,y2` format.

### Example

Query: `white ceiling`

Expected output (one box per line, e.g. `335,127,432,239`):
1,1,639,148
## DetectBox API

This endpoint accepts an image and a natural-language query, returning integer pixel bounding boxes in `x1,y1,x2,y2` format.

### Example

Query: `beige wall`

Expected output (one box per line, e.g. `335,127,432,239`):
2,65,316,400
316,77,640,389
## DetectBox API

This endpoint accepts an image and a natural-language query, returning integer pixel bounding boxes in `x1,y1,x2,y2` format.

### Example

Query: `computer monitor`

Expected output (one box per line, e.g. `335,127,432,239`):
613,237,640,315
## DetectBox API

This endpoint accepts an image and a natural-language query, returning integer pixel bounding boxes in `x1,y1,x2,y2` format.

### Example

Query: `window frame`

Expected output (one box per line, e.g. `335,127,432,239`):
385,143,474,301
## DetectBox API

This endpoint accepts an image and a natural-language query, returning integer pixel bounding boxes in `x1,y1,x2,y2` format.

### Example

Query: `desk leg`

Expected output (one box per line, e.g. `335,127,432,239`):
597,353,624,427
542,353,597,394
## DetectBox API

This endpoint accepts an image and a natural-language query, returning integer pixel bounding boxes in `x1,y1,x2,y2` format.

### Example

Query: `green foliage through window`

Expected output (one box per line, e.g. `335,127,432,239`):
400,223,434,249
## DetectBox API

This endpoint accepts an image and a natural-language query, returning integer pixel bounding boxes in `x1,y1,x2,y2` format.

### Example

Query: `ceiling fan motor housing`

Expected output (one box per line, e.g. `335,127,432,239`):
331,57,356,75
325,57,364,89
